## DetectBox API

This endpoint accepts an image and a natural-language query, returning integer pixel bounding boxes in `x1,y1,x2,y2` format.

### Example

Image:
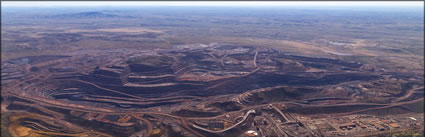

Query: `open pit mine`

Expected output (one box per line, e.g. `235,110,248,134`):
2,43,424,137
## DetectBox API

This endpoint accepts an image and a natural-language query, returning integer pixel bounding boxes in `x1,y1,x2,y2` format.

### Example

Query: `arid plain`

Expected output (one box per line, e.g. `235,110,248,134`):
1,6,424,137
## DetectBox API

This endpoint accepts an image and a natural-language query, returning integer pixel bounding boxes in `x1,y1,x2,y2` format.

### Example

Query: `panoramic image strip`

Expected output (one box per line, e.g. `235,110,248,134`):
1,1,424,137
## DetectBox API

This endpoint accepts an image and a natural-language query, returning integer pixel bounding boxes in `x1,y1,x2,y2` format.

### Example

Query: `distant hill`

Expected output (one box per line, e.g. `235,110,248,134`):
50,11,132,19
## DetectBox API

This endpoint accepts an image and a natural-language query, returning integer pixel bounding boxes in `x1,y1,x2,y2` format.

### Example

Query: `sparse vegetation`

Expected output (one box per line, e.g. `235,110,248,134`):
1,4,423,137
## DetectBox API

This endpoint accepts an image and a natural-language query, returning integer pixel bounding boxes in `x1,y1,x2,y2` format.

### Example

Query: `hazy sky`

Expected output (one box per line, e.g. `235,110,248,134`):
2,1,423,7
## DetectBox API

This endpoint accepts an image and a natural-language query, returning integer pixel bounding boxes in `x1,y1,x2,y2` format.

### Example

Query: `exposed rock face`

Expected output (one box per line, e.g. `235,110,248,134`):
2,43,423,137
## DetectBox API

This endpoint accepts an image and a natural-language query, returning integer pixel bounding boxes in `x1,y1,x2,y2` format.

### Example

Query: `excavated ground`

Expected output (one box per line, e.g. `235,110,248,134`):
2,43,423,137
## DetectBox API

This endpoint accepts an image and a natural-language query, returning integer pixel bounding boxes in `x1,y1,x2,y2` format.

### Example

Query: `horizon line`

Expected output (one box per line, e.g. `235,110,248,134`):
2,1,424,7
